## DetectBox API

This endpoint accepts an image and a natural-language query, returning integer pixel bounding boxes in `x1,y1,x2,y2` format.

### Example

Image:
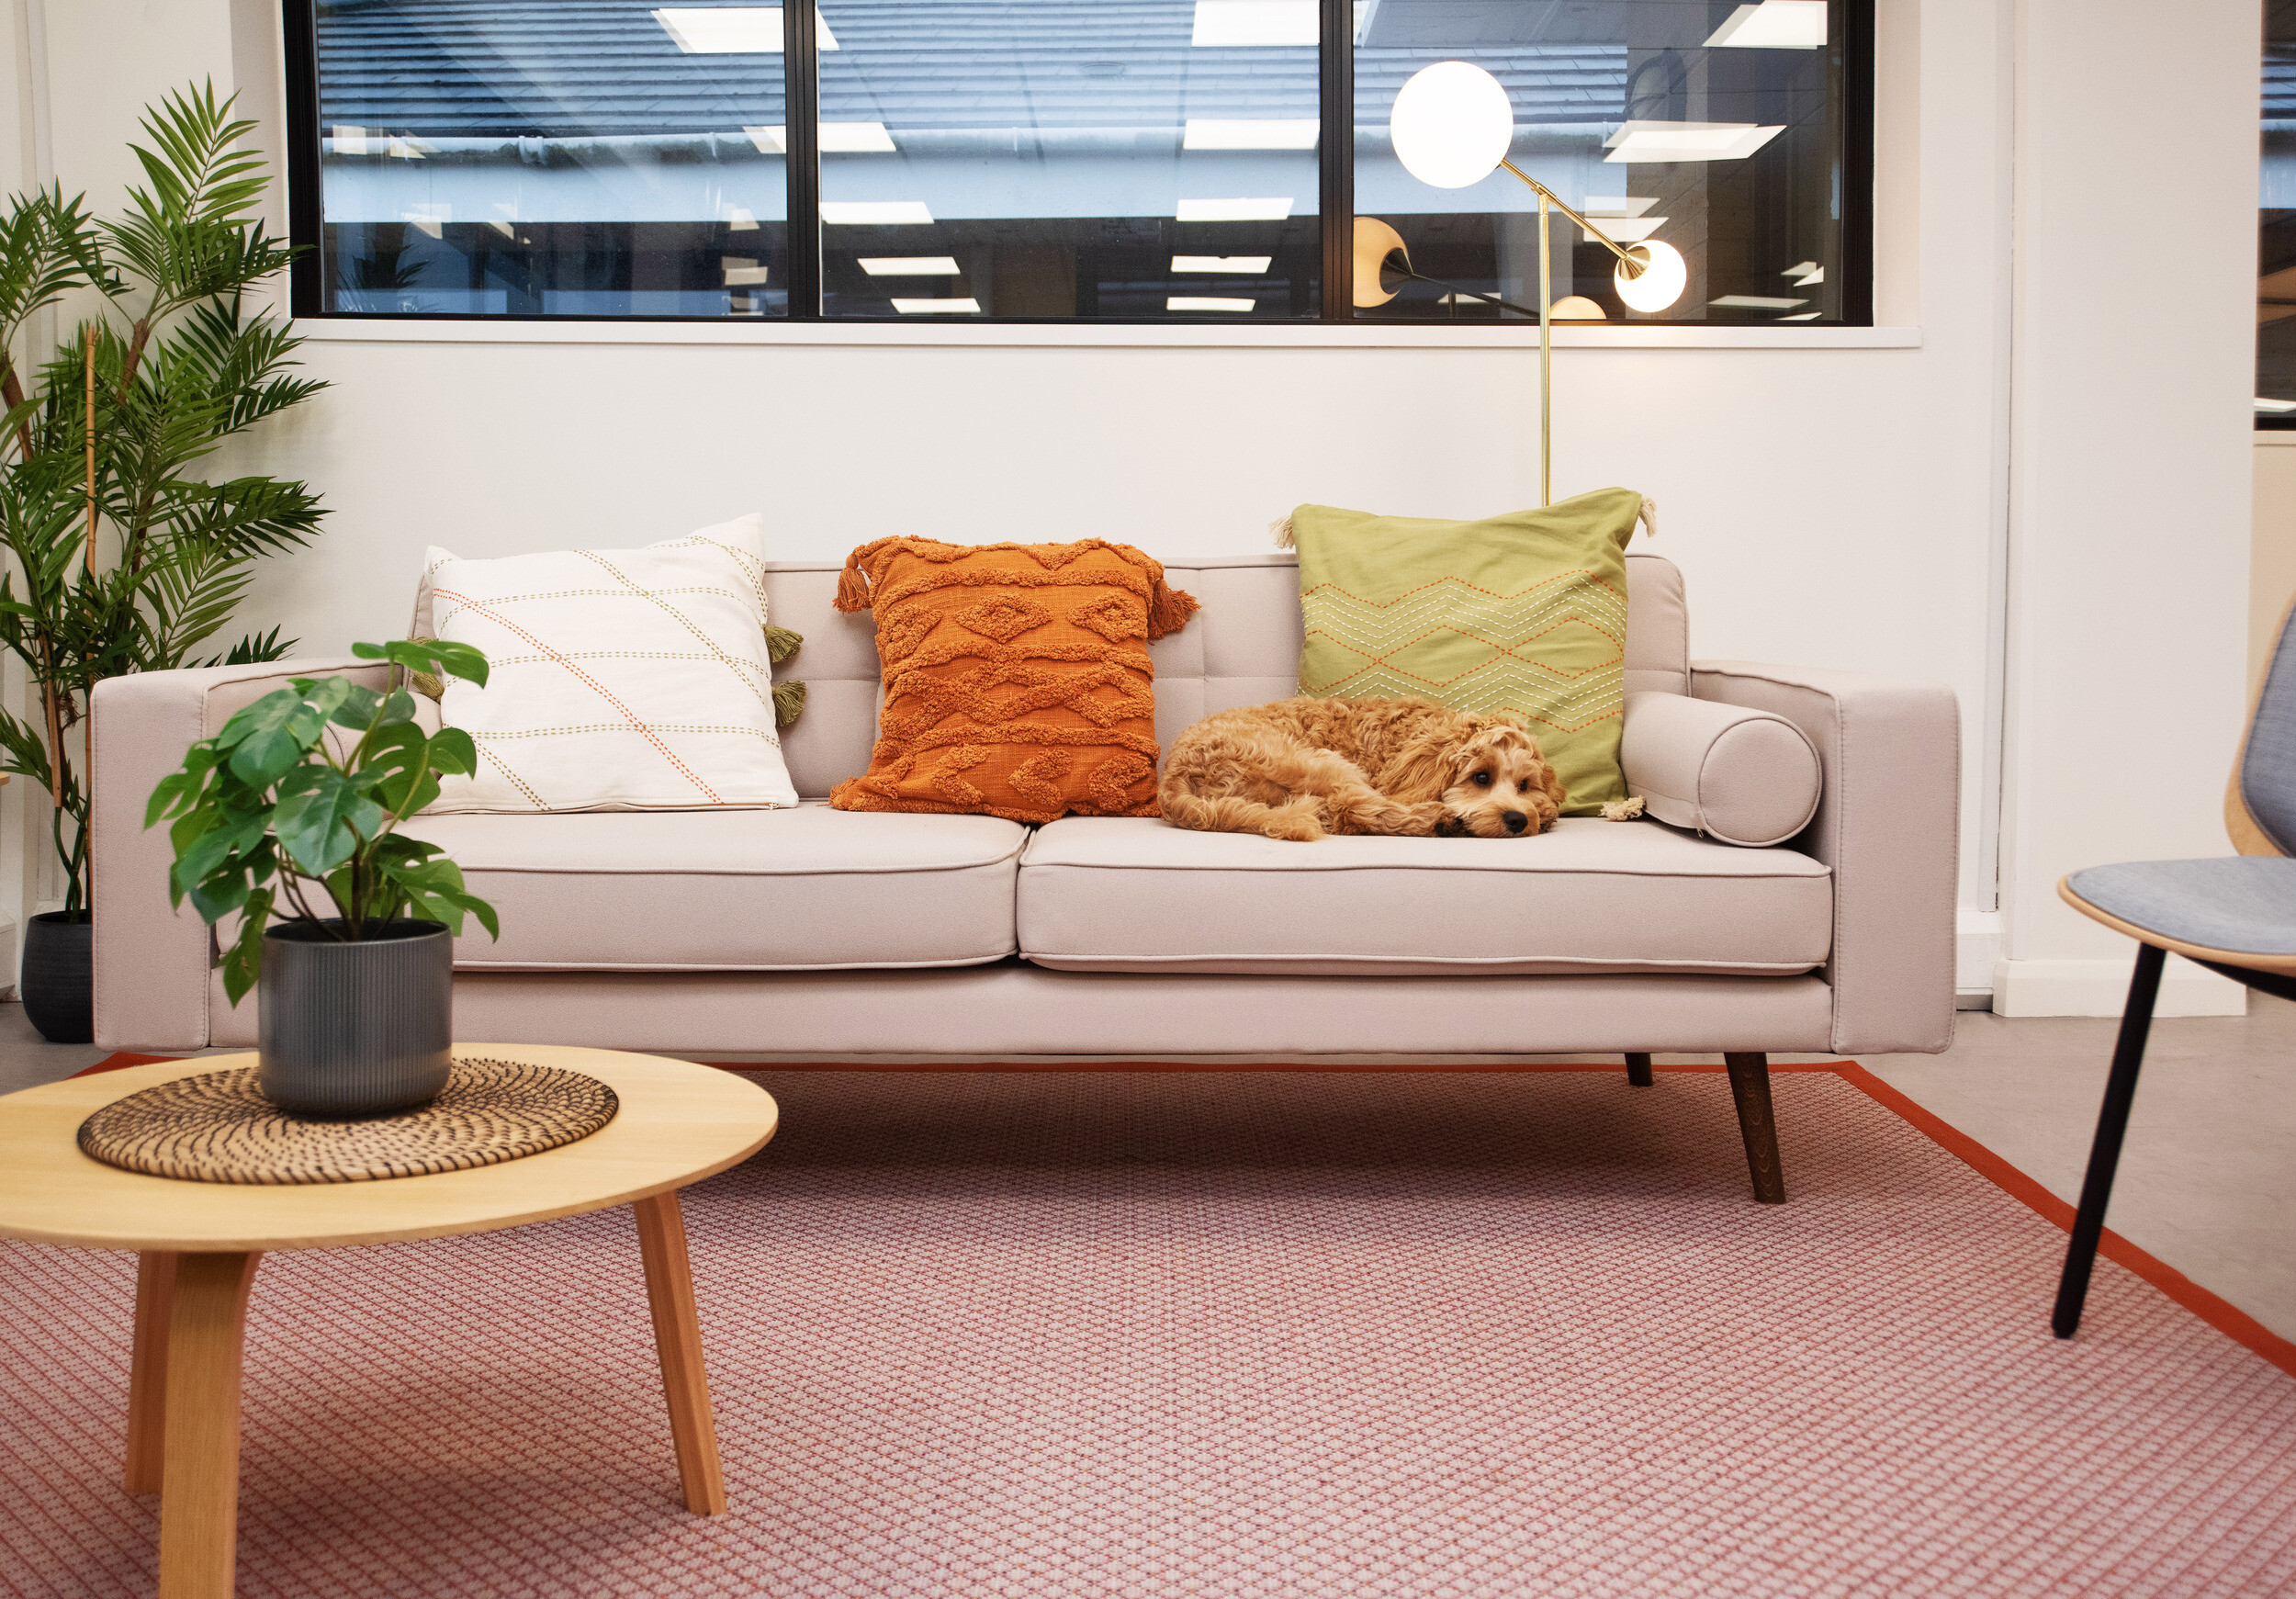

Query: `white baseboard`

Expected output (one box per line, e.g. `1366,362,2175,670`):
1991,954,2247,1018
1956,909,2002,997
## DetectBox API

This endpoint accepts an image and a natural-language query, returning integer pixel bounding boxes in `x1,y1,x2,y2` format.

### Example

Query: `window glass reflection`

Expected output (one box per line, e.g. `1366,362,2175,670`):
816,0,1322,318
316,1,790,316
2261,4,2296,422
1354,0,1845,324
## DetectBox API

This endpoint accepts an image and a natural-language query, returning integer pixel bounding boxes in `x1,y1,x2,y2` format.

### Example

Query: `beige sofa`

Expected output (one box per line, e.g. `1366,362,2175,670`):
91,551,1956,1190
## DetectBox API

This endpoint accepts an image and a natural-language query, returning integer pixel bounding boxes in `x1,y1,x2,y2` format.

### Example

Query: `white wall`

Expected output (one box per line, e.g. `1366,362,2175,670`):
5,0,2265,1018
1991,0,2259,1017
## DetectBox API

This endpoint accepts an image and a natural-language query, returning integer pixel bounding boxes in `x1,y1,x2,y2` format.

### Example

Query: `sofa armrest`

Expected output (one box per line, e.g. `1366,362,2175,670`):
92,658,382,1051
1692,661,1960,1054
1619,691,1822,846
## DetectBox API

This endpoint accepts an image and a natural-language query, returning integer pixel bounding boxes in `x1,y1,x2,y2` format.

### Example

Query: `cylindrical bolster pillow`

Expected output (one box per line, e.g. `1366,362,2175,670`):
1618,692,1823,847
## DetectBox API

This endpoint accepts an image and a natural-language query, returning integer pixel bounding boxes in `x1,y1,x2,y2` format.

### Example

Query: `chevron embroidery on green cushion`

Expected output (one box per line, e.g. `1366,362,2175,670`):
1290,488,1646,816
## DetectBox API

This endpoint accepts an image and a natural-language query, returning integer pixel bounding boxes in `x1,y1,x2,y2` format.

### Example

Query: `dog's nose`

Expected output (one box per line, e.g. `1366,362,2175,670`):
1503,810,1529,833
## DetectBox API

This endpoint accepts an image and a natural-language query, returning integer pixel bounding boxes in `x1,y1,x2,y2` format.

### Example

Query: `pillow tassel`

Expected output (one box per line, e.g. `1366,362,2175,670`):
764,623,804,664
1147,574,1201,640
772,679,807,728
1270,513,1297,550
835,556,872,612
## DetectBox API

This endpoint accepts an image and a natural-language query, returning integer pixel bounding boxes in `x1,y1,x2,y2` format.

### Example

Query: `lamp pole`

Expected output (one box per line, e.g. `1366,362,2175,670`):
1385,60,1686,508
1498,162,1652,508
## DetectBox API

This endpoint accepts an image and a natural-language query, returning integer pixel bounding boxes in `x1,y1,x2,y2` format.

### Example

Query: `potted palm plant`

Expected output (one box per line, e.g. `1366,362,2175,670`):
0,82,324,1041
148,639,501,1117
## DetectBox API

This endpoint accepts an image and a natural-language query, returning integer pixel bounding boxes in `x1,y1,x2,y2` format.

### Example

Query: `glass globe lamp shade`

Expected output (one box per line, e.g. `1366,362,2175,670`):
1615,240,1687,312
1390,62,1514,189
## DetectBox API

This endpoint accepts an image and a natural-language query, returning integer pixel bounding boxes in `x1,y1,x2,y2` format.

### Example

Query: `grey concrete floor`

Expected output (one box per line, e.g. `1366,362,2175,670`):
0,996,2286,1342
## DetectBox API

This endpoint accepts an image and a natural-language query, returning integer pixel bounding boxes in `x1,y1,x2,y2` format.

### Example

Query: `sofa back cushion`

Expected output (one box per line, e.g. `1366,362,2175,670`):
762,550,1690,800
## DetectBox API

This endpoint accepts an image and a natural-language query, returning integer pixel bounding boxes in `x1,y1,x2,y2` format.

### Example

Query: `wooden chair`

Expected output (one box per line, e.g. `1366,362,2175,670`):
2052,600,2296,1337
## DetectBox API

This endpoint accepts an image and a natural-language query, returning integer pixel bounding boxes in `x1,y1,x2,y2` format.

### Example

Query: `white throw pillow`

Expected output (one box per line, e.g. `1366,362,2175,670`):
417,513,798,813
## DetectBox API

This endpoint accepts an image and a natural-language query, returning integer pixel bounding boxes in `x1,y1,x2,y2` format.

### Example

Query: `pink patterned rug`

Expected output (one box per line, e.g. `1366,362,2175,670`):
4,1064,2293,1598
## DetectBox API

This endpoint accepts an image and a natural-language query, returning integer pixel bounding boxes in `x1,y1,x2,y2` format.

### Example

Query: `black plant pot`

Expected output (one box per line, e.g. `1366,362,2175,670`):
22,911,94,1043
258,919,453,1118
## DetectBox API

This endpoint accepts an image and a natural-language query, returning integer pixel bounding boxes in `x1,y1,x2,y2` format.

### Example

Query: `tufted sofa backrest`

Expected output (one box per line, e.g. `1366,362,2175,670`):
762,550,1690,800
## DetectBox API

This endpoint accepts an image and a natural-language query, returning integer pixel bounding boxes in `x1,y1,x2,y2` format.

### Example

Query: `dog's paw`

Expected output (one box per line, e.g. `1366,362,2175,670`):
1391,801,1451,836
1265,817,1326,842
1433,814,1470,839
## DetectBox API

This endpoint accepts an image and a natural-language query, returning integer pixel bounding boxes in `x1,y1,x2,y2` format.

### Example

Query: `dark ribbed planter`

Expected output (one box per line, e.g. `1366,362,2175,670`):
22,912,94,1044
258,919,452,1118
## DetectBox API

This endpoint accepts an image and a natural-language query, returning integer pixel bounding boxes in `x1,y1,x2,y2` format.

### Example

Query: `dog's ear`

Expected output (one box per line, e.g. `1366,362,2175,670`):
1382,728,1457,801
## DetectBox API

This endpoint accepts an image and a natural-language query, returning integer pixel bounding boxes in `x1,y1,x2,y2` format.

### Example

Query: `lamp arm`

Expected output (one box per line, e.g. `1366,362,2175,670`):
1386,264,1542,321
1497,160,1647,276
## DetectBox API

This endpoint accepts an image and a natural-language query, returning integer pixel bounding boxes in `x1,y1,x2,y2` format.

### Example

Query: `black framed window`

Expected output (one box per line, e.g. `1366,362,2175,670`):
2263,1,2296,426
287,0,1871,324
1353,0,1865,325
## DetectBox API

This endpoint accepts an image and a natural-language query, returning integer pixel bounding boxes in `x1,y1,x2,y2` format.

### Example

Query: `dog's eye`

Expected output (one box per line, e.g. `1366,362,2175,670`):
1471,771,1493,787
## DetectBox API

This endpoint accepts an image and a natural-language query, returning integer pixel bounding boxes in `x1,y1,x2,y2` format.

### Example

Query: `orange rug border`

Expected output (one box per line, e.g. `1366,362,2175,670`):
67,1051,2294,1379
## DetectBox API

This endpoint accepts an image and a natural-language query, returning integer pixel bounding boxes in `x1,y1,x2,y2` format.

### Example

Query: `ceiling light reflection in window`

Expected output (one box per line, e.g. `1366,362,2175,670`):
747,123,894,154
1704,1,1827,50
1603,122,1784,163
1171,255,1273,273
1176,198,1295,221
1183,119,1320,150
822,201,935,224
860,257,964,276
653,7,838,51
1190,0,1318,47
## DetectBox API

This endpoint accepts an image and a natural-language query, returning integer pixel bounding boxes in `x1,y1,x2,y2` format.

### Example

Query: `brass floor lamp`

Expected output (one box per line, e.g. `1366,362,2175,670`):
1374,61,1687,505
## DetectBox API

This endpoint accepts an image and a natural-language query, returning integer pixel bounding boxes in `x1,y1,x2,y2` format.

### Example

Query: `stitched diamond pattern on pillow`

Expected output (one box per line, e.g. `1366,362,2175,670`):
829,538,1199,824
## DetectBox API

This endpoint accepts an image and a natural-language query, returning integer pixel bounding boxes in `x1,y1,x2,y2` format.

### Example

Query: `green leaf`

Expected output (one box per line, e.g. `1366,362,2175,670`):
377,852,499,940
171,805,272,895
366,831,443,867
427,726,478,778
184,866,250,924
331,681,384,732
355,721,439,816
219,887,272,1007
271,765,385,876
145,740,222,827
355,637,489,690
216,683,328,784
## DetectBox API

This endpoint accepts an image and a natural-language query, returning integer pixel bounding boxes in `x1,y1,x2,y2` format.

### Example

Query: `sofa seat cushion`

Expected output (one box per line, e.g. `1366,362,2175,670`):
1017,816,1831,976
409,803,1025,971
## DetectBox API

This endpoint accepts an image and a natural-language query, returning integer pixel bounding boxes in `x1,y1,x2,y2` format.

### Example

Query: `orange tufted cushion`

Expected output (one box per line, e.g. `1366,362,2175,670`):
829,538,1199,823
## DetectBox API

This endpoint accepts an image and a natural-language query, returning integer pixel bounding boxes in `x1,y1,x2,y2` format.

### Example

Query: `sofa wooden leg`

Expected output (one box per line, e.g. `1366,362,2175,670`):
1723,1053,1786,1203
1625,1053,1654,1087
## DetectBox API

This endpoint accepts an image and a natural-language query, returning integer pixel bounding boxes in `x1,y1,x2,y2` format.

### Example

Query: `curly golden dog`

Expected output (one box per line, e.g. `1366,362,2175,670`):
1158,695,1569,842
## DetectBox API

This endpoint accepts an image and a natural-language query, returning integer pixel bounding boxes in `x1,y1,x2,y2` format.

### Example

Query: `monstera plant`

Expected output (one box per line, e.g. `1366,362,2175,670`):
148,642,501,1116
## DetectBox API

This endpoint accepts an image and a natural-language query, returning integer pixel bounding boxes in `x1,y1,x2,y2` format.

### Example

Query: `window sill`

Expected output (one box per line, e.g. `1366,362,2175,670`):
289,318,1923,351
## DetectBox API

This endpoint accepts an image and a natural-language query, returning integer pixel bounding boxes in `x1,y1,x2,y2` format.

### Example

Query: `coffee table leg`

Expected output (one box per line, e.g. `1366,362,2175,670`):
157,1251,263,1599
632,1189,727,1515
126,1251,180,1493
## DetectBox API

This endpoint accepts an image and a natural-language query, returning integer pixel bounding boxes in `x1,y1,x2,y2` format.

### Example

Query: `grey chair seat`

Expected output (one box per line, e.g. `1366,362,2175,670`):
2065,857,2296,959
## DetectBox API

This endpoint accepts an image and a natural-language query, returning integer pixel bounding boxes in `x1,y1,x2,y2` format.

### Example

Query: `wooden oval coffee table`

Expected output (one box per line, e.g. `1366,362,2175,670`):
0,1045,778,1599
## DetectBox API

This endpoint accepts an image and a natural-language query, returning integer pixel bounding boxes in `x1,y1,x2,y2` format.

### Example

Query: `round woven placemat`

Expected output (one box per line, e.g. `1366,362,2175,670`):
76,1058,619,1186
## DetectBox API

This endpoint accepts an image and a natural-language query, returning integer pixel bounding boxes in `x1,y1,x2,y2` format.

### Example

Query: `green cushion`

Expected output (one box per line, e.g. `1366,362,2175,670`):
1290,488,1645,816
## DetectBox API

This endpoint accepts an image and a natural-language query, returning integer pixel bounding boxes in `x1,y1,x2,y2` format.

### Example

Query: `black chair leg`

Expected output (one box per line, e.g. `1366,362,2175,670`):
2053,941,2167,1339
1723,1053,1786,1203
1626,1053,1654,1087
